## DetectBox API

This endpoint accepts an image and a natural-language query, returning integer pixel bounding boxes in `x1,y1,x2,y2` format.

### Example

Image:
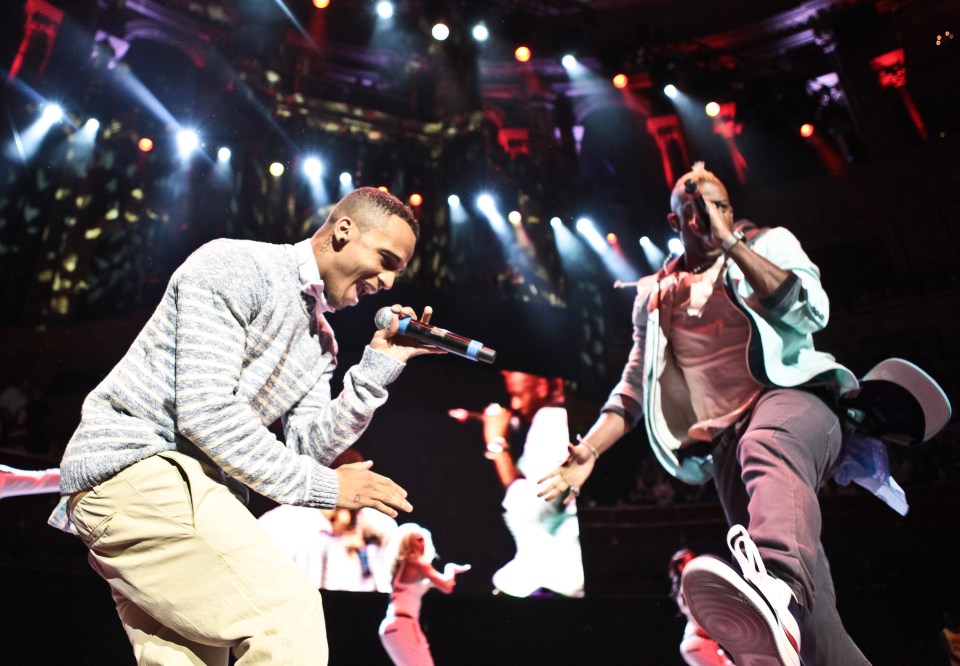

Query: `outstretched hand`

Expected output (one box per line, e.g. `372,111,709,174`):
537,443,597,506
370,304,448,362
443,562,472,577
335,460,412,518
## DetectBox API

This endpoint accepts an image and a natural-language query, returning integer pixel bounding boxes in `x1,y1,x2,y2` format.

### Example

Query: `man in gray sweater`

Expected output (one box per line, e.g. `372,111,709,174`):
49,187,443,664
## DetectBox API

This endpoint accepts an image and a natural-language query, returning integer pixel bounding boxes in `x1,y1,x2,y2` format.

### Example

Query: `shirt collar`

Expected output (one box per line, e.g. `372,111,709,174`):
294,238,333,314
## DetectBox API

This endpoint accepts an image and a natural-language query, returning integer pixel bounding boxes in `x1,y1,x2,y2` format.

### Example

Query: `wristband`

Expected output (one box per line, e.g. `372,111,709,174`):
721,229,746,253
485,437,509,458
577,435,600,461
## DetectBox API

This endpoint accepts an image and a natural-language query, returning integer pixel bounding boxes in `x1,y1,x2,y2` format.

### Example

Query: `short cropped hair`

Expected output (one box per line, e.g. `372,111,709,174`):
500,370,566,406
328,187,420,239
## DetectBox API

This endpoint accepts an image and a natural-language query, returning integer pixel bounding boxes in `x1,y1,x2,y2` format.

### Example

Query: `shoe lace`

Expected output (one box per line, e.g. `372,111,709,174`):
726,525,802,655
727,524,771,591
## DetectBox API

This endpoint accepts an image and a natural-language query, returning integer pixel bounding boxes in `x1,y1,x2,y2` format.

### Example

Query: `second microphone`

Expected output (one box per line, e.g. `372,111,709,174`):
374,307,497,364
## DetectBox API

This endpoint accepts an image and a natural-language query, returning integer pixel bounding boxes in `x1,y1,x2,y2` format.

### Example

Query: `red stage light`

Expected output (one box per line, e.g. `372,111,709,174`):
800,123,815,138
409,193,423,206
612,74,628,89
515,46,531,63
138,137,153,152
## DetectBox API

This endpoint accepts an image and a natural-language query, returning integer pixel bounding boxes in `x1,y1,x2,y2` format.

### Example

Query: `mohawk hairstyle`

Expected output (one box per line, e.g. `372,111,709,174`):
670,161,724,212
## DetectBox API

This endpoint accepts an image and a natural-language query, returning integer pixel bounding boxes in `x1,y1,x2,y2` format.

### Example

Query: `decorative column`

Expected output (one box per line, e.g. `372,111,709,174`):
7,0,64,82
870,48,928,141
711,102,747,185
645,114,689,188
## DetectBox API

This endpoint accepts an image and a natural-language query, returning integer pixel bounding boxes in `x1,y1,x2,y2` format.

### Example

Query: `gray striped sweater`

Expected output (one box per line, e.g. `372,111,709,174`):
57,238,405,508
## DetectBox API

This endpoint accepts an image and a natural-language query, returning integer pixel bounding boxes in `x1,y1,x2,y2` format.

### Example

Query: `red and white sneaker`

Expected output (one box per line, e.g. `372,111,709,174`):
681,525,801,666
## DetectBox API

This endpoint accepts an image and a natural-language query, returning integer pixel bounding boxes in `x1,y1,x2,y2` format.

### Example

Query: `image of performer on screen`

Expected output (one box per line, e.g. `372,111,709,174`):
475,370,584,598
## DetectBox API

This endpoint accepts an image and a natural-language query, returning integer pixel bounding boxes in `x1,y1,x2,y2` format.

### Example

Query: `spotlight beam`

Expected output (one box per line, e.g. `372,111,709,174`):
268,0,319,50
575,218,639,283
205,49,301,152
4,107,27,163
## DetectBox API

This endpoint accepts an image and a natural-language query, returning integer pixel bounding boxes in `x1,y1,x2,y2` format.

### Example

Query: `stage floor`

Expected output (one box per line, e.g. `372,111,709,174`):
1,558,954,665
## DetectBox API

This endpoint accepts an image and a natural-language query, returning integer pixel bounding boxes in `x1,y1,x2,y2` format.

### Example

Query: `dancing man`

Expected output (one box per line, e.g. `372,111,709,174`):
479,370,583,598
541,161,875,665
49,187,443,664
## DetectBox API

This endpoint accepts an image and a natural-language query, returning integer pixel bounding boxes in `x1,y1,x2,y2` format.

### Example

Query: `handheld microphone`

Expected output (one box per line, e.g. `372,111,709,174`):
447,408,485,422
683,179,711,234
447,407,522,430
374,307,497,364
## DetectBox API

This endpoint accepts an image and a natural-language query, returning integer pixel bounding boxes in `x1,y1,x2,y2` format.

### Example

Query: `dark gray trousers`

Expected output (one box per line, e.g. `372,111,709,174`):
712,388,871,665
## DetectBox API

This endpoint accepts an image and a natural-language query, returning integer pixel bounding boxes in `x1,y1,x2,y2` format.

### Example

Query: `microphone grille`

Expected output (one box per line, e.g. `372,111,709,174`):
374,307,394,331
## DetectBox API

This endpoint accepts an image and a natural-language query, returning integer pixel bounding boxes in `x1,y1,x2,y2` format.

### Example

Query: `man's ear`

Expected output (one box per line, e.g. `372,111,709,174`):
667,212,680,232
333,217,355,247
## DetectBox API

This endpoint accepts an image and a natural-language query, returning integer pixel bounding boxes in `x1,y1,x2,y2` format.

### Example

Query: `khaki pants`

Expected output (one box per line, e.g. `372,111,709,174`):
69,452,328,665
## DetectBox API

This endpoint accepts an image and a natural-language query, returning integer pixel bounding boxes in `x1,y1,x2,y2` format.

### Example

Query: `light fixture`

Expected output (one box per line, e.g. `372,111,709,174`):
175,129,200,157
41,104,64,123
472,24,489,42
303,156,323,179
375,1,394,20
431,23,450,41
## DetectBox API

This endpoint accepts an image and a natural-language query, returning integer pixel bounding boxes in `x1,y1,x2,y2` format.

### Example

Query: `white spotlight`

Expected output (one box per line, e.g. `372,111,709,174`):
664,84,679,99
69,117,101,169
176,129,200,157
375,1,394,19
448,194,468,224
339,172,353,186
638,236,666,270
550,217,562,228
303,156,323,179
217,147,231,162
561,55,578,69
477,193,495,213
432,23,450,41
667,238,685,256
576,217,613,255
42,105,64,123
472,24,489,42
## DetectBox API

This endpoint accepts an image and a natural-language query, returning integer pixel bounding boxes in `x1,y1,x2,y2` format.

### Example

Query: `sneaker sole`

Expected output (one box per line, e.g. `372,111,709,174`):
682,556,799,666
